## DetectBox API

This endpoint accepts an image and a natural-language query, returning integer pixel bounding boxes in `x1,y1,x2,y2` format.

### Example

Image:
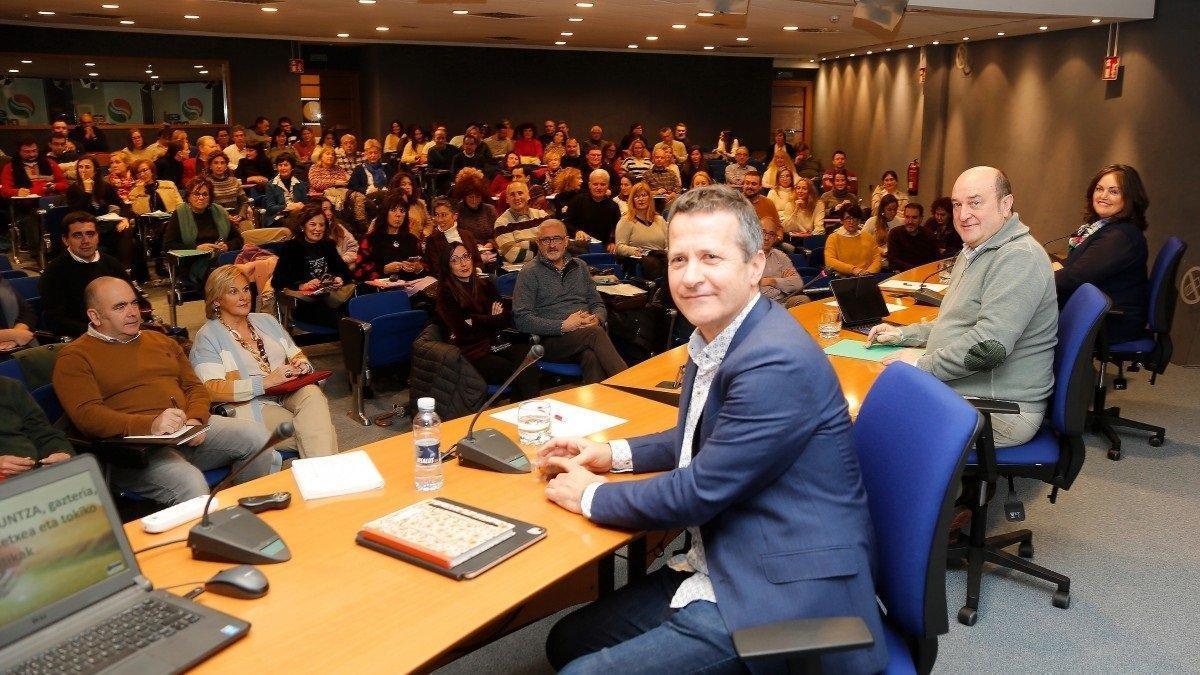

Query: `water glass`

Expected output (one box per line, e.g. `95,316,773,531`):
818,307,842,339
517,399,552,446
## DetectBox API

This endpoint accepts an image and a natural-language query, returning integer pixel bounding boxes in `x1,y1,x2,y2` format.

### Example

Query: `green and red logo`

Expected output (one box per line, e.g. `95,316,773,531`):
182,97,204,121
107,98,133,123
6,94,35,119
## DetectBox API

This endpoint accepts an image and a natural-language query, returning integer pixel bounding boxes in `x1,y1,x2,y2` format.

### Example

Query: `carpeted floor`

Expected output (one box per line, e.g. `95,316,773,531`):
157,287,1200,673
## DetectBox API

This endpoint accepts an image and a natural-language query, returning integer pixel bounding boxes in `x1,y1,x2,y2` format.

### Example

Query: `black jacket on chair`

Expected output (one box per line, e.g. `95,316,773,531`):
1055,218,1148,343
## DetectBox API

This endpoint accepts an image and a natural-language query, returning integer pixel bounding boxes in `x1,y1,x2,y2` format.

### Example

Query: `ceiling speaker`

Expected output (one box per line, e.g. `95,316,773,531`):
853,0,908,32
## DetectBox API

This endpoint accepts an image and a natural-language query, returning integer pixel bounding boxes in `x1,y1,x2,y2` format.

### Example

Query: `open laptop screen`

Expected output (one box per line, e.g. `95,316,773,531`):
0,457,138,647
830,276,890,325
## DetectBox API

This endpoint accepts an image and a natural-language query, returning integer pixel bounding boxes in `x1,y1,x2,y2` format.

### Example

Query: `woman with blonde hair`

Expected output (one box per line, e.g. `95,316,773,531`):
191,265,338,458
762,151,797,190
784,176,826,236
689,171,712,189
767,166,798,225
614,181,668,279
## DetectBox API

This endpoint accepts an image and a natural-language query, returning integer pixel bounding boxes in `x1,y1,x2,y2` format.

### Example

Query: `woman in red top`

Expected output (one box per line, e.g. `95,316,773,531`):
513,123,543,160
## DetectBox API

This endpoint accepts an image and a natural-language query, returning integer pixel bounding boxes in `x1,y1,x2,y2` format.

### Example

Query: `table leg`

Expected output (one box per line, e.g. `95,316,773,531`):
598,551,616,596
627,536,648,582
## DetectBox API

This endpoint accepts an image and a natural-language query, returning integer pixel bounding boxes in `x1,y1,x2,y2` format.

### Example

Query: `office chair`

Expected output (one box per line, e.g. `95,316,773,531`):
733,363,981,673
578,252,625,279
949,283,1110,625
340,291,428,426
1092,236,1187,460
495,271,518,299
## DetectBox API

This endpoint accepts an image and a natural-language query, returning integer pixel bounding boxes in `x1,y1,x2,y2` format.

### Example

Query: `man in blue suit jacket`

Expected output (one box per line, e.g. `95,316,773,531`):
539,185,887,674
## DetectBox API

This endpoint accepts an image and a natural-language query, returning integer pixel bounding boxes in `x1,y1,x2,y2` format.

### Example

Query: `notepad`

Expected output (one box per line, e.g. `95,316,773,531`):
123,425,207,445
291,450,385,500
825,299,907,314
168,249,211,258
597,283,646,297
823,339,908,363
491,399,626,438
879,280,948,294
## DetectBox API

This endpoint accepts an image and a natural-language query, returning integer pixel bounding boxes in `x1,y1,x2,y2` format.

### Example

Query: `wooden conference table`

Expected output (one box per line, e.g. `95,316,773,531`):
125,385,680,673
603,261,944,417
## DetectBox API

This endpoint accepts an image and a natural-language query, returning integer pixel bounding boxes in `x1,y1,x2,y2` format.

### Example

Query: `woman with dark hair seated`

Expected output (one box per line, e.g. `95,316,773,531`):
924,196,962,257
1055,164,1151,343
236,143,274,185
435,241,540,401
272,203,355,327
354,191,428,283
164,176,244,285
680,145,706,189
266,128,292,164
65,154,141,274
153,141,186,186
453,168,498,242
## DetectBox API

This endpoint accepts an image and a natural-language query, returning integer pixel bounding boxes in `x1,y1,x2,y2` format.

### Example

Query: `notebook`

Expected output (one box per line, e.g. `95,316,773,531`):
290,450,385,500
120,424,209,445
359,499,516,569
264,369,332,395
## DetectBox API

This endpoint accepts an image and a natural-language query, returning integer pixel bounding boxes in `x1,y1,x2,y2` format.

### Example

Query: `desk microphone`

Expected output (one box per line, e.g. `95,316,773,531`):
442,344,544,473
799,267,832,294
911,263,950,307
187,422,294,565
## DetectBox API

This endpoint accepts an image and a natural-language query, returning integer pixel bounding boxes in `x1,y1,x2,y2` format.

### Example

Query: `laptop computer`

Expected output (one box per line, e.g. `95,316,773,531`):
829,276,892,336
0,455,249,675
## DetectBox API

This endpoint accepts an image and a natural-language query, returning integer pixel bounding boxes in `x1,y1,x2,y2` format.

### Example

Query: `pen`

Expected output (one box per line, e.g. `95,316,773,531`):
169,396,179,409
554,414,567,423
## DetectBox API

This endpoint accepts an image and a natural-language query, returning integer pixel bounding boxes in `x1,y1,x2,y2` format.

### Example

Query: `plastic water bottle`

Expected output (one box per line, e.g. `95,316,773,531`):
413,397,443,491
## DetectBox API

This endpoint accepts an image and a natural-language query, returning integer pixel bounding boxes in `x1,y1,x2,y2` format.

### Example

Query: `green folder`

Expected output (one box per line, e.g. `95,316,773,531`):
823,339,906,363
169,249,212,258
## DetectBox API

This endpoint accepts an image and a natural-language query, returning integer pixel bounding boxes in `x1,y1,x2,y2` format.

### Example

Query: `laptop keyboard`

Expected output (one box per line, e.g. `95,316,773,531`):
845,323,882,336
6,597,201,675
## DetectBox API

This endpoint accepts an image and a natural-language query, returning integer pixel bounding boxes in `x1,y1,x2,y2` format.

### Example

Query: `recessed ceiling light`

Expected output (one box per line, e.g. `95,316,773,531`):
337,32,350,37
150,75,159,80
199,70,209,74
907,44,914,48
645,35,658,41
809,59,815,63
697,11,714,17
783,25,798,31
7,69,19,73
451,9,468,14
1091,18,1102,23
375,25,388,30
88,72,99,76
997,32,1005,36
671,24,686,29
849,53,856,56
575,1,592,7
260,6,278,12
932,40,940,45
84,62,96,66
703,45,715,50
736,36,749,41
555,40,566,45
101,3,119,8
359,0,376,4
184,14,199,19
885,47,891,51
962,36,969,40
119,19,134,24
37,11,55,15
145,69,153,73
193,64,204,68
20,59,32,64
1038,25,1048,30
627,44,638,48
820,57,826,61
568,16,583,22
560,31,573,36
866,50,872,54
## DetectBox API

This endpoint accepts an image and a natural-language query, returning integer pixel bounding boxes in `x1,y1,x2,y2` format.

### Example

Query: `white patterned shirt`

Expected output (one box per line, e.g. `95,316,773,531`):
582,294,760,608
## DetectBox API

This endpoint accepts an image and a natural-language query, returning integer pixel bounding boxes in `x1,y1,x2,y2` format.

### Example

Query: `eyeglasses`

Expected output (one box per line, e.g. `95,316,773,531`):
449,254,473,264
538,236,566,245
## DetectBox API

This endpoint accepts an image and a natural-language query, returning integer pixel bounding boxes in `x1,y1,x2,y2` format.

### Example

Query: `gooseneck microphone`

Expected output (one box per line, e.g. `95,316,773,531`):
798,267,833,294
187,422,295,564
442,343,545,473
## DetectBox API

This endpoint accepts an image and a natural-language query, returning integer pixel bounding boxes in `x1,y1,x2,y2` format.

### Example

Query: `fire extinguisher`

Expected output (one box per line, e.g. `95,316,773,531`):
907,159,920,195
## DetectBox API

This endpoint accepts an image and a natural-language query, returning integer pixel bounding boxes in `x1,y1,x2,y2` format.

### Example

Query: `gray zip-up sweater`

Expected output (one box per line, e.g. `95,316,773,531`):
512,253,607,336
898,212,1057,407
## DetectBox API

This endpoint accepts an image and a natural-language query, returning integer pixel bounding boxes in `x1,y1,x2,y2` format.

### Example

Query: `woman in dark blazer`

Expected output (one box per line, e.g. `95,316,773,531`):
1055,164,1150,343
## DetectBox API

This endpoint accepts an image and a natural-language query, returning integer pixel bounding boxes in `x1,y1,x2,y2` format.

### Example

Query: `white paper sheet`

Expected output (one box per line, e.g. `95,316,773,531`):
291,450,385,500
597,283,647,297
490,399,627,438
825,299,907,313
878,280,948,293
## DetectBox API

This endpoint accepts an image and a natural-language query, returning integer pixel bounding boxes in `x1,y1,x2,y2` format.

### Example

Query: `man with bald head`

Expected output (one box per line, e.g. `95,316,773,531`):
869,166,1057,446
53,276,274,505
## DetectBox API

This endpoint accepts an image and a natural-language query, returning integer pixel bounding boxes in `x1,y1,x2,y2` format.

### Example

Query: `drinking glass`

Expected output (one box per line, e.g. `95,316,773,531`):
517,399,552,446
818,307,842,339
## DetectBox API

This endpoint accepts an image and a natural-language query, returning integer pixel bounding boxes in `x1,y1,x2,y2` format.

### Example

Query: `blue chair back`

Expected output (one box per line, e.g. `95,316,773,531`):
0,358,26,384
578,253,623,278
854,363,980,644
366,310,428,367
42,206,72,243
800,234,827,250
216,249,242,267
9,275,43,319
1147,237,1186,334
496,272,519,298
1052,283,1111,437
806,246,825,269
0,256,11,272
2,269,29,279
32,383,63,422
786,253,808,271
348,290,413,322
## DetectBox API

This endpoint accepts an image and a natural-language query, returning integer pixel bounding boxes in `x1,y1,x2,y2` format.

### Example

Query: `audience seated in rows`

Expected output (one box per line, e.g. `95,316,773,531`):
164,177,243,286
53,276,274,505
886,203,941,272
820,149,859,194
825,205,882,277
758,222,810,308
272,204,356,327
192,265,339,458
494,181,550,264
512,219,627,383
925,196,963,258
614,182,668,279
870,169,909,215
564,169,621,252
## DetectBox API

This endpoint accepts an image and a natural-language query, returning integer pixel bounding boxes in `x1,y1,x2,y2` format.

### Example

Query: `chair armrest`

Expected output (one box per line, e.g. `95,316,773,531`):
339,316,370,376
963,397,1021,415
732,616,874,665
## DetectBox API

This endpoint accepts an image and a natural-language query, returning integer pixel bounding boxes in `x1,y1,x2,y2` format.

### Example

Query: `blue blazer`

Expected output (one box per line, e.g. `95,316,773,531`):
590,297,888,674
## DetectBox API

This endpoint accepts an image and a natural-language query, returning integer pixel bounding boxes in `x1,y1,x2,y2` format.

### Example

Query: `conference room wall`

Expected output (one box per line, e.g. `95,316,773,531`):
356,43,772,156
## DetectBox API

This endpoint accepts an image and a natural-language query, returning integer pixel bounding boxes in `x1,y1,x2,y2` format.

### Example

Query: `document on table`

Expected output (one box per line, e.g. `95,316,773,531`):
291,450,385,500
824,299,907,314
878,280,948,293
491,399,627,438
823,339,918,363
597,283,646,297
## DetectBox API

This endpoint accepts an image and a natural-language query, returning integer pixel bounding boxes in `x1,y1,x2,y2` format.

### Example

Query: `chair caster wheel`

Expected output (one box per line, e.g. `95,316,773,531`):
1052,590,1070,609
1107,448,1122,461
1018,542,1034,558
1149,435,1164,447
957,606,978,626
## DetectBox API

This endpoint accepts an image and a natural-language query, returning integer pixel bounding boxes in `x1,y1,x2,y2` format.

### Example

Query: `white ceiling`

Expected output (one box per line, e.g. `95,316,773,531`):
0,0,1156,61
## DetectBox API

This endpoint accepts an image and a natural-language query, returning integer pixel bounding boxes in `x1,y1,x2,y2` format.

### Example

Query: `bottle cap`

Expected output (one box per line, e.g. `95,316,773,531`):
417,397,436,411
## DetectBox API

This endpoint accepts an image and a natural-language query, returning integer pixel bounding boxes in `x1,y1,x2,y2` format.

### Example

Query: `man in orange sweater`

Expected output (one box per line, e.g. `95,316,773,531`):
53,276,273,505
825,205,881,277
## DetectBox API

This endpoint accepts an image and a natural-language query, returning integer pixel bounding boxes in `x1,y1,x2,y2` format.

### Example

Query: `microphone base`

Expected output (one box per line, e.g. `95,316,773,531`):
454,429,533,474
188,506,292,565
913,288,944,307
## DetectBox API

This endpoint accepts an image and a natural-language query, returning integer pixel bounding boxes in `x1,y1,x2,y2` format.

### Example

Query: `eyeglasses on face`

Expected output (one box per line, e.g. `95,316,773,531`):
449,254,473,264
538,236,566,246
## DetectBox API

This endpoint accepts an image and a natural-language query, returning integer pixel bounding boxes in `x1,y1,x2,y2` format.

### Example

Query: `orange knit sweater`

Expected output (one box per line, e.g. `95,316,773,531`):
825,230,882,275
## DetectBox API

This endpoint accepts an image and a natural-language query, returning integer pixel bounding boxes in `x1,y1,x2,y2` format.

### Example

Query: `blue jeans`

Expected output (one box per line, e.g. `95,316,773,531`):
547,569,749,674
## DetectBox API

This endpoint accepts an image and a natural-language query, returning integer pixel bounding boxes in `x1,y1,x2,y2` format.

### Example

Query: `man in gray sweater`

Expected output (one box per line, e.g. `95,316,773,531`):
513,219,628,383
869,166,1057,446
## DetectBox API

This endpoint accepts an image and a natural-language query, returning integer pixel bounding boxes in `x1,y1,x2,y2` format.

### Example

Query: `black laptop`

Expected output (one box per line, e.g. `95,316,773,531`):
829,276,892,336
0,455,249,675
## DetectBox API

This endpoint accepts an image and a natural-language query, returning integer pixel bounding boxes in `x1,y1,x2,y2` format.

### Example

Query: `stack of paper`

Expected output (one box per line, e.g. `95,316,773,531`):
597,283,646,297
291,450,385,500
491,399,626,438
